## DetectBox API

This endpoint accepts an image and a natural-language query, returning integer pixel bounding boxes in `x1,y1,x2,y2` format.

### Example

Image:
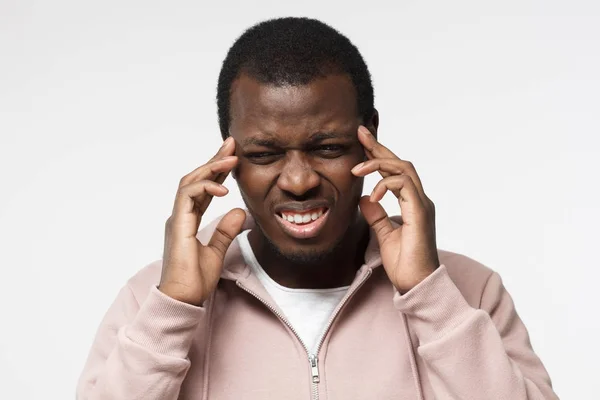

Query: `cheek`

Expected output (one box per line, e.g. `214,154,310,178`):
235,162,275,199
321,158,364,194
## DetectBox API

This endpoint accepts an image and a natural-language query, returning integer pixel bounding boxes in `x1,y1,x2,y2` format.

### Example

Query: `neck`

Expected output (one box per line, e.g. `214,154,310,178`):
248,217,370,289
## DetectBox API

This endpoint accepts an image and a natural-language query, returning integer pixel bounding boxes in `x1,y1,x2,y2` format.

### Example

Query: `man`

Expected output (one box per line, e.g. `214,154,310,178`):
77,17,558,399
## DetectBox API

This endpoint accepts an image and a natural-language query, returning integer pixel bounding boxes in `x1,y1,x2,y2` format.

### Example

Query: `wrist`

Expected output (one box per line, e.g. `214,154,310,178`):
158,282,207,307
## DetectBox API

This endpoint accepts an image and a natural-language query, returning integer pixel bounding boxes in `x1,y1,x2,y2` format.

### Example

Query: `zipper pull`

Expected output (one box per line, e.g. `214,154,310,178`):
309,354,320,383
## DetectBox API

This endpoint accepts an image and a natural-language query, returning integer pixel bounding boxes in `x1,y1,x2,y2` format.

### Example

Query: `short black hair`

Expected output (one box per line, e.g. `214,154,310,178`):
216,17,375,140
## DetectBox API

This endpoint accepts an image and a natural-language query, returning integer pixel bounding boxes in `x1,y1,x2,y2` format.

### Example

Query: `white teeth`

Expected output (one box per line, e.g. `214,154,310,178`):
281,208,327,225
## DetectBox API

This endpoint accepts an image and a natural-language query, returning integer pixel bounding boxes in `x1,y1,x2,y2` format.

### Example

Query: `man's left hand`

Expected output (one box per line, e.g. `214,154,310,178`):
352,125,440,294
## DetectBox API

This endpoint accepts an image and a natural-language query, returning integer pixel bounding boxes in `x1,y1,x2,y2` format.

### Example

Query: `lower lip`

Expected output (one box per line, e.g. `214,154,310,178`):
275,209,330,239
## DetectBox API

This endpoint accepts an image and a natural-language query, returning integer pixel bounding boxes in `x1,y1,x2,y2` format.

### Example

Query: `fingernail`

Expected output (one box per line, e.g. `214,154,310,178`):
352,162,364,173
358,126,371,136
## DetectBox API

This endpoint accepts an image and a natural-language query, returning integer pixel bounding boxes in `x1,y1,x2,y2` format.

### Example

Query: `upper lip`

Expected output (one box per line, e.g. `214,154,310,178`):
274,200,330,214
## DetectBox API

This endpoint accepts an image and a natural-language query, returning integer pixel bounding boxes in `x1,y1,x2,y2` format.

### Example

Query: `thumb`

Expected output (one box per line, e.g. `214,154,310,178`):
207,208,247,261
359,196,394,247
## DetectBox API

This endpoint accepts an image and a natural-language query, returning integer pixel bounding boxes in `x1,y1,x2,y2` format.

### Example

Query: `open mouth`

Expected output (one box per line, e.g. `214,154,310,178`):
279,207,326,225
275,207,330,239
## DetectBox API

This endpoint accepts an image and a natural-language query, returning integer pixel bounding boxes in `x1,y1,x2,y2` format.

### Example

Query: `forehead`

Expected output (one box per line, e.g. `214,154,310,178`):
229,73,359,141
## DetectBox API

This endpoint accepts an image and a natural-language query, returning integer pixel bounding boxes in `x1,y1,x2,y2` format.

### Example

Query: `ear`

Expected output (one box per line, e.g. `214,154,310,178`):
365,108,379,140
360,109,380,162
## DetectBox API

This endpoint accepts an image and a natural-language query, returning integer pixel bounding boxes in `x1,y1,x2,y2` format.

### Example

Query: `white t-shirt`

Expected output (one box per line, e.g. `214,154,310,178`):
237,230,350,353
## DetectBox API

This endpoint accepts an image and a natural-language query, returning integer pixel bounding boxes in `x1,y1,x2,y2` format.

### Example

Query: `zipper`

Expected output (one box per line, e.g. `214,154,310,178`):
236,267,373,400
309,354,320,400
311,268,373,361
309,354,320,383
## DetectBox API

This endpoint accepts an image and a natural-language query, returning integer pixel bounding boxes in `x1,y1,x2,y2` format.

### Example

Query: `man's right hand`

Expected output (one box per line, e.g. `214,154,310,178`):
158,137,246,306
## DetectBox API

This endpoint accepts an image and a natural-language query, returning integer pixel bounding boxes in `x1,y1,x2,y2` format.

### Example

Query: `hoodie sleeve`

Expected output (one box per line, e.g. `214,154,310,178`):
76,284,206,400
393,265,559,400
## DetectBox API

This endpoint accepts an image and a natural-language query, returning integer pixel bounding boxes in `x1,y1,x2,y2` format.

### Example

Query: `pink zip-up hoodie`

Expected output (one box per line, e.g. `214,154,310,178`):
77,213,558,399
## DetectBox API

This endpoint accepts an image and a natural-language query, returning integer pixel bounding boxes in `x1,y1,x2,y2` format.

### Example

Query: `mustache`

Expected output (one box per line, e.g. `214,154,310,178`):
273,199,331,213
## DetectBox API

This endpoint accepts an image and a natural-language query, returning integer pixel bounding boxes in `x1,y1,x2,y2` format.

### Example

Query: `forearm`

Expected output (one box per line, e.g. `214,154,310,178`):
77,286,206,400
394,266,558,400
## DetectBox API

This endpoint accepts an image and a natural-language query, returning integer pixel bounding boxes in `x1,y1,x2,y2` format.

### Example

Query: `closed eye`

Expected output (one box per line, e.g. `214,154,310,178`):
243,144,349,164
311,144,348,158
244,152,281,164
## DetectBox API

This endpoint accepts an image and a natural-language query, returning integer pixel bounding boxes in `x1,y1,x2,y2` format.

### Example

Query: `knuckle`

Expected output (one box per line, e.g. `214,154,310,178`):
179,175,191,187
379,158,400,173
212,237,227,255
201,180,216,190
215,226,234,243
371,214,388,231
212,227,234,255
381,176,398,190
395,174,409,184
403,160,415,170
378,179,392,191
407,175,418,187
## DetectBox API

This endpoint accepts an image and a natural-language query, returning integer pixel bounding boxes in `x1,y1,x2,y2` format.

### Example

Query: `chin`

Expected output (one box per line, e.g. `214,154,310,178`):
258,215,353,265
264,234,344,266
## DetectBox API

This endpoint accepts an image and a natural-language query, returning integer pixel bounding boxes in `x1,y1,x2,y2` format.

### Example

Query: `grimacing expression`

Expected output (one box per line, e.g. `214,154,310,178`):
229,73,373,261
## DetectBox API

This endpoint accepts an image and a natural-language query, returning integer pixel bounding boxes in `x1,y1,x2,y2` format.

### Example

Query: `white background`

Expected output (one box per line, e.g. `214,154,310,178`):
1,0,598,398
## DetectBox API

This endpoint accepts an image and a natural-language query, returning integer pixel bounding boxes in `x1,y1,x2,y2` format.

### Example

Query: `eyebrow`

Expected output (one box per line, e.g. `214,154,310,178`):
241,131,354,148
241,137,279,147
309,131,354,142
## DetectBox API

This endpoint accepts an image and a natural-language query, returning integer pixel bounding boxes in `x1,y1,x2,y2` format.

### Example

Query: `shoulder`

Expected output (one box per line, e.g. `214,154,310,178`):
438,249,496,308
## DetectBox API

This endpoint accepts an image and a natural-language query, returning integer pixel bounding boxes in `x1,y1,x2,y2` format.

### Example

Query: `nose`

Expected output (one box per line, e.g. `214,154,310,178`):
277,151,320,197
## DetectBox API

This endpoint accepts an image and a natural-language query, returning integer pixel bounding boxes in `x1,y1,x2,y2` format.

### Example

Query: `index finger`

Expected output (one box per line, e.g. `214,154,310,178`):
209,136,236,162
182,137,236,185
357,125,397,161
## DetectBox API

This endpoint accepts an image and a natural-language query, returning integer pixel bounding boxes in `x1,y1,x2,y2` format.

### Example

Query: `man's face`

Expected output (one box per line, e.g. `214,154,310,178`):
229,73,371,262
